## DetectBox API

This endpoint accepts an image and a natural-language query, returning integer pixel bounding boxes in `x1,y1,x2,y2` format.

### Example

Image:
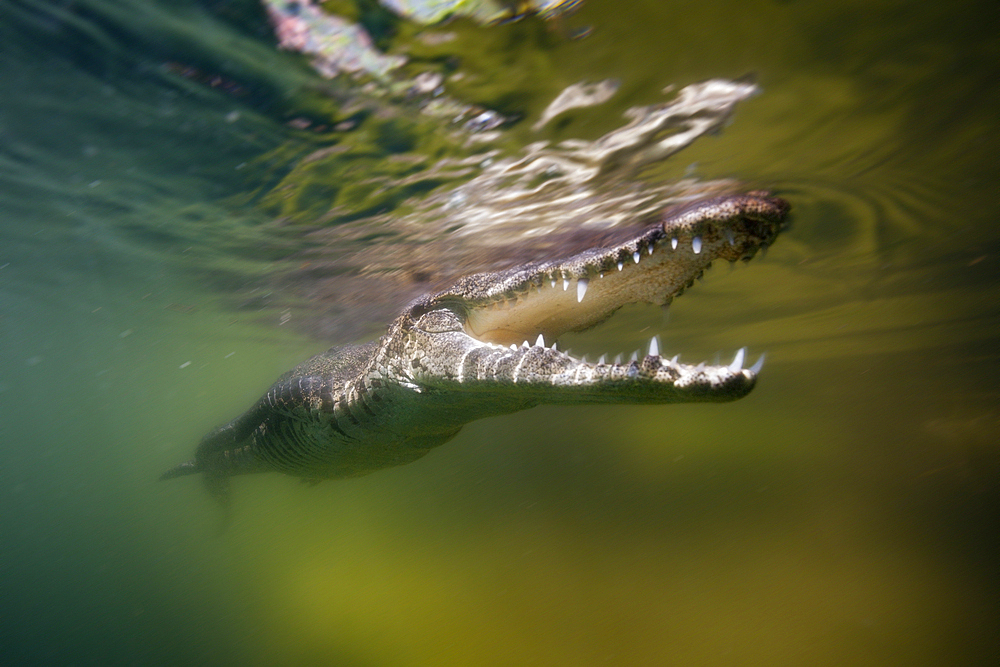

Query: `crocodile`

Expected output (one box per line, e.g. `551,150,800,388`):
160,192,789,504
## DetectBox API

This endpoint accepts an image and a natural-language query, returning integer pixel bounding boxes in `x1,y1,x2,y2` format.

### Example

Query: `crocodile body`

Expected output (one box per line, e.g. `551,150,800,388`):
161,193,789,503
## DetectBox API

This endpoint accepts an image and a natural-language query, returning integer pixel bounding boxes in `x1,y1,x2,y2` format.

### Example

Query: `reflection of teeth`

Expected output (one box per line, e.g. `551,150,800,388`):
692,236,702,254
671,237,678,250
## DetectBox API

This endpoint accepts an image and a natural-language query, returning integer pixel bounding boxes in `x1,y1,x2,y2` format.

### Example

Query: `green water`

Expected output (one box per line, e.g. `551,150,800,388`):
2,1,998,665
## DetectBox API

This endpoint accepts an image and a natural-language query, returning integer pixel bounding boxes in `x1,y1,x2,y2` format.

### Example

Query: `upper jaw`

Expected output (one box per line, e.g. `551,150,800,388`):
430,192,789,347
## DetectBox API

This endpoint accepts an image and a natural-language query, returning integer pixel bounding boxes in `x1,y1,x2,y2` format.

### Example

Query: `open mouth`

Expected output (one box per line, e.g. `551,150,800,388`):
417,192,790,401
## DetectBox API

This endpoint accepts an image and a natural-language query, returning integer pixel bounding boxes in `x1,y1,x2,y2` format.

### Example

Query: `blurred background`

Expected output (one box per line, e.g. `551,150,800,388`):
1,1,997,665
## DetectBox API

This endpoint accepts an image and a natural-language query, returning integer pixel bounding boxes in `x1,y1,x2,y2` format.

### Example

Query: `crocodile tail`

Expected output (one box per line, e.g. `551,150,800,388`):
159,460,200,481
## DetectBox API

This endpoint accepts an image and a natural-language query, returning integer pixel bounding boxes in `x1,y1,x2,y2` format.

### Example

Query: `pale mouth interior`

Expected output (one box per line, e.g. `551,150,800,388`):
460,238,764,381
464,244,707,348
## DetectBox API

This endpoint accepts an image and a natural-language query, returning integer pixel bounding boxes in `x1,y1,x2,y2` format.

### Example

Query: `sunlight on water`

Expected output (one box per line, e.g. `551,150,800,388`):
2,1,998,665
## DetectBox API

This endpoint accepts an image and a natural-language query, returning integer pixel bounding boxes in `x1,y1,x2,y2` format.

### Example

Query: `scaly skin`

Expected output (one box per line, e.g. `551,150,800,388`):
160,193,789,503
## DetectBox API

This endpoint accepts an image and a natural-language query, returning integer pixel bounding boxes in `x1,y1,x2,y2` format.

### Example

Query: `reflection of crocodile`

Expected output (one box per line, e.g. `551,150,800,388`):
161,193,788,504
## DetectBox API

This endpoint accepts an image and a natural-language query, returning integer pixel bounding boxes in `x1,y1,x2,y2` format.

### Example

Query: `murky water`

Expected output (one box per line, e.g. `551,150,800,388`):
2,1,998,665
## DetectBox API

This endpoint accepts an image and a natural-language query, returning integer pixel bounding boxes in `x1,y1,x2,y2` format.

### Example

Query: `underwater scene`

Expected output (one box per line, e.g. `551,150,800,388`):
1,1,998,665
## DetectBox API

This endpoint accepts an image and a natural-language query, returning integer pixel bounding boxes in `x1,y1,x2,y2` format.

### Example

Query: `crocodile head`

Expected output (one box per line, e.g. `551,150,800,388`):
376,192,789,412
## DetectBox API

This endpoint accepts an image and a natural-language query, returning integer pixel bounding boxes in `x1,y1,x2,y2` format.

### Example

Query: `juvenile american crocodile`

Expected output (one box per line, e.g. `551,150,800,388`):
160,193,789,504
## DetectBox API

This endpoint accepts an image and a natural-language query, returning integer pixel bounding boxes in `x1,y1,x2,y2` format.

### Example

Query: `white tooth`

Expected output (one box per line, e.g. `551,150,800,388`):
597,354,606,364
750,354,766,374
582,355,589,364
614,354,622,365
670,354,679,364
551,341,558,351
535,333,545,347
633,250,641,264
729,347,745,371
563,277,569,291
617,261,624,271
550,278,557,288
647,242,655,255
576,278,588,302
725,228,736,246
692,236,702,254
510,344,517,350
671,237,678,250
629,351,638,362
522,340,530,348
649,335,660,357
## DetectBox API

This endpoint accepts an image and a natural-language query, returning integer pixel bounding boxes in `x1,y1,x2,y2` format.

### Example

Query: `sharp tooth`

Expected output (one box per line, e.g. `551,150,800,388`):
551,341,558,351
576,278,588,302
582,355,589,364
670,354,679,364
617,261,624,271
729,347,745,371
563,277,570,291
692,236,702,254
614,354,622,365
694,362,705,372
629,351,638,362
633,250,641,264
522,340,530,348
510,344,517,350
647,242,655,255
671,237,678,250
750,354,765,374
535,333,545,347
648,335,660,357
598,354,606,364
